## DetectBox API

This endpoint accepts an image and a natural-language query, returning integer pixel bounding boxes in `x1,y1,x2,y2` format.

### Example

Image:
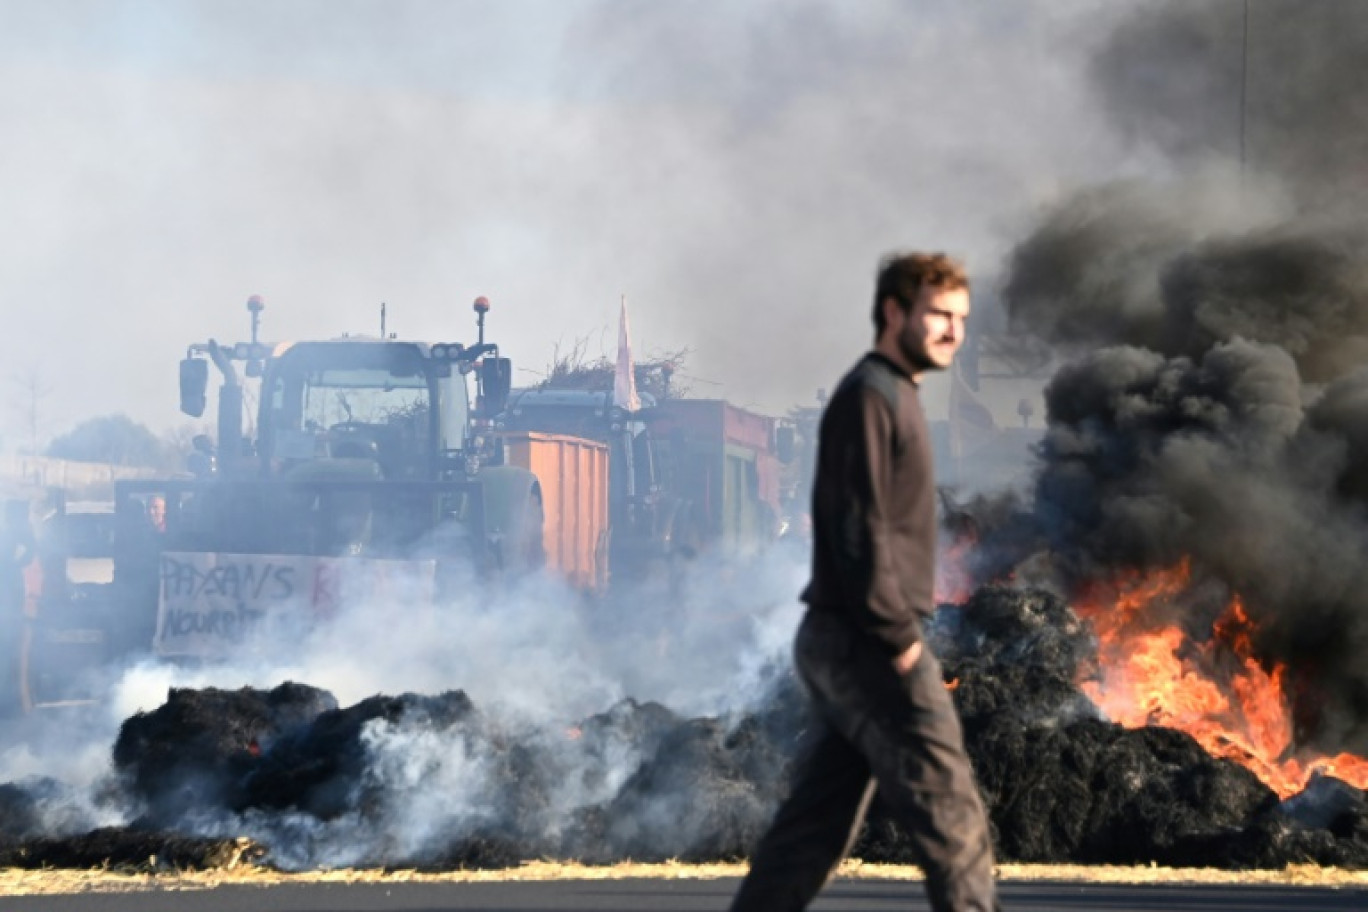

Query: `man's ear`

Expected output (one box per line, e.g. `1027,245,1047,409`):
880,296,904,332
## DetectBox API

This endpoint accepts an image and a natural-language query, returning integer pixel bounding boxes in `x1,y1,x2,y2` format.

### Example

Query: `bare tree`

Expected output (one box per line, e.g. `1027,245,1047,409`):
10,365,53,456
534,336,693,400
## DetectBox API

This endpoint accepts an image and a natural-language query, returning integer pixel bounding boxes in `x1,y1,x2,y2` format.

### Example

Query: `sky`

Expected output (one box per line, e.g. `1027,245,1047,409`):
0,0,1153,447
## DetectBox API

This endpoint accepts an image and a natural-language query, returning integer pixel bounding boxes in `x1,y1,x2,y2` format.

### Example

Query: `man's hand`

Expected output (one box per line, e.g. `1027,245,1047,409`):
893,640,923,675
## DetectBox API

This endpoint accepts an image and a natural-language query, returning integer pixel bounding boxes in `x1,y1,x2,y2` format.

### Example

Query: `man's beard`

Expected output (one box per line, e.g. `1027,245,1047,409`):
899,329,946,374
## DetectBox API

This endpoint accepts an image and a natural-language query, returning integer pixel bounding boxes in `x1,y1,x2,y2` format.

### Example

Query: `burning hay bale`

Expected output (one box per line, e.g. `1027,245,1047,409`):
969,717,1276,865
112,681,338,827
114,683,551,869
3,582,1364,873
584,717,777,863
91,674,806,870
935,583,1097,723
948,586,1281,865
0,783,47,843
1283,774,1368,838
851,585,1368,869
236,690,480,819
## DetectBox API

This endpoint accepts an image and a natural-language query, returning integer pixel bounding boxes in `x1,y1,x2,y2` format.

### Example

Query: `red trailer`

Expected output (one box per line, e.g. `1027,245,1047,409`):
647,399,783,558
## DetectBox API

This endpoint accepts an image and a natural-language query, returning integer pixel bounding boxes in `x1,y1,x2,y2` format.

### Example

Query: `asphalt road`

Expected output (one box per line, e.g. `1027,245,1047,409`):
4,878,1367,911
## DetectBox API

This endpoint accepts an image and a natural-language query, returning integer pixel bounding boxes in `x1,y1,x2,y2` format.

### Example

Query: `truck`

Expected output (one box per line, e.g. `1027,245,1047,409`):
11,297,611,706
499,386,791,580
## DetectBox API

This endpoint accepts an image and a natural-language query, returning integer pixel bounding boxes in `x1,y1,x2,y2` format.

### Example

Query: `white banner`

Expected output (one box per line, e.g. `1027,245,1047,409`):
154,551,436,658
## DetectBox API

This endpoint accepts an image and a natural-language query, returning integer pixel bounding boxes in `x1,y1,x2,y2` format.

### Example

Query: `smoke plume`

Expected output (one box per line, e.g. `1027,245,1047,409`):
987,2,1368,753
1091,0,1368,211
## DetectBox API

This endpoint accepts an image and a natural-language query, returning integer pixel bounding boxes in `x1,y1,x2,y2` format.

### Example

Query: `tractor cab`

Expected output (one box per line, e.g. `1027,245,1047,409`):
256,338,472,482
176,296,513,483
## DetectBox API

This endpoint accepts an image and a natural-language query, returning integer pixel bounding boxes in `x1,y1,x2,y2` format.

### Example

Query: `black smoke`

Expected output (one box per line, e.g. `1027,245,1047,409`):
985,3,1368,755
1001,210,1368,755
1091,0,1368,212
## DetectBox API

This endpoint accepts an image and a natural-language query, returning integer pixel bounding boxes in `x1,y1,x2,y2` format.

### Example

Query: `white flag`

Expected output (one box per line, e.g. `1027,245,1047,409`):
614,295,641,412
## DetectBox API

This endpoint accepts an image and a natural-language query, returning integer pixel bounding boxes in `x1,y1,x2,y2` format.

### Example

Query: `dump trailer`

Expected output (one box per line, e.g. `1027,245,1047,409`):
500,388,668,580
500,389,786,582
22,298,609,685
500,431,610,591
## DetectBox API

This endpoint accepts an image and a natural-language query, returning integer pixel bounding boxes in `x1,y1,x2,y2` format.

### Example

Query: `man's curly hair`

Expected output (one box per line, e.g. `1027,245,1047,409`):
873,251,969,333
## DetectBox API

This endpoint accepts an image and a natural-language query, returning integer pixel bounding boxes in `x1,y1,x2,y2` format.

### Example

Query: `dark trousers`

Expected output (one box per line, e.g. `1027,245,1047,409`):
730,610,999,912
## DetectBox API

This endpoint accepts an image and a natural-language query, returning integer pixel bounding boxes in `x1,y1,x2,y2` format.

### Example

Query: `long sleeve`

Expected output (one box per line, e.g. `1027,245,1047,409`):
802,355,935,656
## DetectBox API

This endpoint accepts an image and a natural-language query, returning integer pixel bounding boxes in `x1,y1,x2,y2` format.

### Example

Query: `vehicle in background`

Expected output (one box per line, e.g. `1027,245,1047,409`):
26,296,610,691
3,496,115,713
46,500,116,585
500,388,790,582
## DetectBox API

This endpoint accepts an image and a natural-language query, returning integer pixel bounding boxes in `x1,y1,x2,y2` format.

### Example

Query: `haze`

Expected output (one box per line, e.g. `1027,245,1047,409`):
0,0,1135,446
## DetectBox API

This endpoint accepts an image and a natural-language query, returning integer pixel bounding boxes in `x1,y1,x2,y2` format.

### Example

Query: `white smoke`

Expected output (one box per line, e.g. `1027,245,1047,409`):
1,542,809,864
102,545,805,724
0,0,1135,447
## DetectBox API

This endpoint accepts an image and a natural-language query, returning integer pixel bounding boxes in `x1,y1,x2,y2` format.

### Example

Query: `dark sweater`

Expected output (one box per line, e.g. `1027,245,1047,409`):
800,352,938,655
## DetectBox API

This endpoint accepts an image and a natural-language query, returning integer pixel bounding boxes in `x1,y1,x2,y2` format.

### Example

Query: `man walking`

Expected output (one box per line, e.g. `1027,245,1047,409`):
729,252,998,911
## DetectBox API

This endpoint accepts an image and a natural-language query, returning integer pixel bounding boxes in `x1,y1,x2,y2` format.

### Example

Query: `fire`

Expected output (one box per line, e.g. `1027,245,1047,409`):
1075,562,1368,798
935,534,976,605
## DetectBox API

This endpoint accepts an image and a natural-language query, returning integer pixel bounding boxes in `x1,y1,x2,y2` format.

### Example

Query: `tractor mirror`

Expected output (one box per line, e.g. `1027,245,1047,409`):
180,358,209,418
776,425,796,464
481,357,513,415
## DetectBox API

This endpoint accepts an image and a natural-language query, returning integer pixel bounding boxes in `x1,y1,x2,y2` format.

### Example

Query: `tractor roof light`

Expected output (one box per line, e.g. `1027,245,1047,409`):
432,343,466,360
232,342,273,361
473,296,490,315
246,294,265,314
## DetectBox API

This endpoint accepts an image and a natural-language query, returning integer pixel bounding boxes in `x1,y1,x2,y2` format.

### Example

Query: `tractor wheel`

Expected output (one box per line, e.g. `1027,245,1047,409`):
503,486,546,574
478,467,547,577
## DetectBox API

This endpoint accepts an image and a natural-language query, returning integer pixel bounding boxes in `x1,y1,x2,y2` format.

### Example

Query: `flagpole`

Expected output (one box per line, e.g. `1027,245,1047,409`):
615,294,640,501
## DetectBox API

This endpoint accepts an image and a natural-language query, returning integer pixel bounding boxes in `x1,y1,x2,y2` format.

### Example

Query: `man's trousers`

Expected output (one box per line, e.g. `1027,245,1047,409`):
729,609,999,912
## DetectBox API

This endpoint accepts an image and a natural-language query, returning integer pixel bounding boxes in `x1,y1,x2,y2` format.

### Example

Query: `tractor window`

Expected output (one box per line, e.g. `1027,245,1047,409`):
299,368,428,431
438,373,469,450
261,343,448,477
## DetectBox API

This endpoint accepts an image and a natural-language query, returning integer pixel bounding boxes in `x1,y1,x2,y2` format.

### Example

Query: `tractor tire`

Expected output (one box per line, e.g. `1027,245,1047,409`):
521,489,547,572
477,466,547,576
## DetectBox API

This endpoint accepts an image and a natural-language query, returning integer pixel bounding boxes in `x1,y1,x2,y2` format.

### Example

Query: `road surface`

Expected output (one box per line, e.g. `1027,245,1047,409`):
4,877,1366,910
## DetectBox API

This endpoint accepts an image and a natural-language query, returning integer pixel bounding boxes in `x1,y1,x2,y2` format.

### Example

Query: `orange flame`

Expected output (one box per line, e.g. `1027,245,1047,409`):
935,535,976,605
1075,562,1368,798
